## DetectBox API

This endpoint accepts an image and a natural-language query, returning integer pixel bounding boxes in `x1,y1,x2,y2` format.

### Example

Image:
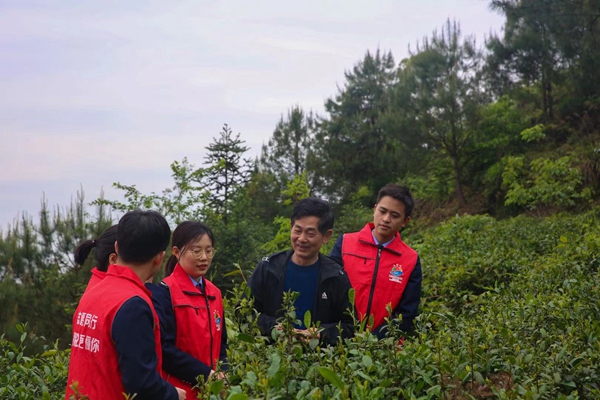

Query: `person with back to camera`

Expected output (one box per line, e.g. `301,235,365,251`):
330,184,422,340
73,225,118,292
248,197,354,346
65,210,185,400
148,221,228,399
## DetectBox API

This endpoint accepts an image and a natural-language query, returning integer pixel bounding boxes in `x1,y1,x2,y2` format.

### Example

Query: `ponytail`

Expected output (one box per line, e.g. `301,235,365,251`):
164,255,178,277
74,225,118,272
74,240,95,266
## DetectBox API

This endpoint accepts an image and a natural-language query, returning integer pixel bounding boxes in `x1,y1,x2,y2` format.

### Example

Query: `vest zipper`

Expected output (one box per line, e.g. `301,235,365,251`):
364,246,383,326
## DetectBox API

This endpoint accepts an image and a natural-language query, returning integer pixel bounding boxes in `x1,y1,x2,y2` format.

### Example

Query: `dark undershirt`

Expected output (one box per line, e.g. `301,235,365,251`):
284,259,320,329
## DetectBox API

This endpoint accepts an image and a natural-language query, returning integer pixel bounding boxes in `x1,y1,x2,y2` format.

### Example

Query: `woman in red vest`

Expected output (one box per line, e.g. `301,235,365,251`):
74,225,118,291
149,221,228,399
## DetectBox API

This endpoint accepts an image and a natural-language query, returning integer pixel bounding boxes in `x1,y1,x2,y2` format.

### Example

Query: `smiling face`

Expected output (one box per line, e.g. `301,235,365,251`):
173,234,214,279
290,216,332,266
373,195,410,244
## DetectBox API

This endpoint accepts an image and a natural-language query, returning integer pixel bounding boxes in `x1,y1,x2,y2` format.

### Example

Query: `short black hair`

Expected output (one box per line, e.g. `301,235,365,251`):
376,184,414,217
290,197,334,235
74,225,118,272
164,221,214,276
116,210,171,264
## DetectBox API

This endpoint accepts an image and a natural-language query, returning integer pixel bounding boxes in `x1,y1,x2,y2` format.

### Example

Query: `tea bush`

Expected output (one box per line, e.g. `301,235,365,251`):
0,324,69,399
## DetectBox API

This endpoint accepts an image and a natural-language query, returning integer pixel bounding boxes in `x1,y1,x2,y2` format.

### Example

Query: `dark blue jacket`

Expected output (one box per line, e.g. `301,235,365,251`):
111,297,178,399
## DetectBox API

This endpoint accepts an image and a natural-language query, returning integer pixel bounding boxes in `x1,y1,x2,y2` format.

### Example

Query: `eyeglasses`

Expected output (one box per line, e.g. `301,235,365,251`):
187,248,217,259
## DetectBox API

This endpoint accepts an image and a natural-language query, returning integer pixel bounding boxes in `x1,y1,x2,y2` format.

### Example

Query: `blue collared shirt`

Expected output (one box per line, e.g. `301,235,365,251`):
371,229,394,247
188,275,204,289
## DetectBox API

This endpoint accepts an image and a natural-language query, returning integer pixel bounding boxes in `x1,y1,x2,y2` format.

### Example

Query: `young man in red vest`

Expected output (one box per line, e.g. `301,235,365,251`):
330,184,422,339
65,210,185,400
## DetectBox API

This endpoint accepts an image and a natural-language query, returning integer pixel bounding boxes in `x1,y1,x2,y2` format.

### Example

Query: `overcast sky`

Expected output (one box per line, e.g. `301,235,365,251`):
0,0,504,228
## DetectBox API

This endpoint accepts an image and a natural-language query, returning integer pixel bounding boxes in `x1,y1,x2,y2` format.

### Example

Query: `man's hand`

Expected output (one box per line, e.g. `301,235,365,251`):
294,327,320,343
208,370,228,396
215,371,227,380
176,387,186,400
209,370,227,380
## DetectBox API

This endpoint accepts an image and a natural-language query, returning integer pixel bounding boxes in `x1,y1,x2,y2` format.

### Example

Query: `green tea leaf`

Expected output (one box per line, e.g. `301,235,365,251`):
210,380,224,395
318,367,345,390
236,333,255,343
362,355,373,368
267,353,281,378
348,288,356,306
303,310,311,329
473,371,485,384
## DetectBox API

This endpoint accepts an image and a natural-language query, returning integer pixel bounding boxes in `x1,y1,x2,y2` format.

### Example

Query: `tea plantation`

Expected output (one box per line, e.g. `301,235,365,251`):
2,210,599,399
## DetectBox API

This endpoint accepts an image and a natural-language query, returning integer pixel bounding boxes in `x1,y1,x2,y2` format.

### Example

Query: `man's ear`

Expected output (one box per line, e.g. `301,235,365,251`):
401,216,411,228
114,241,122,264
154,251,166,267
108,253,117,265
322,229,333,244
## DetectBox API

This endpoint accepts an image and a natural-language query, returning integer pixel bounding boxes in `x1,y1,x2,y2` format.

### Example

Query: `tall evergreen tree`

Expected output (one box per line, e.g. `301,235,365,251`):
204,124,253,223
257,105,314,217
313,49,399,203
405,20,485,207
489,0,600,116
260,105,313,182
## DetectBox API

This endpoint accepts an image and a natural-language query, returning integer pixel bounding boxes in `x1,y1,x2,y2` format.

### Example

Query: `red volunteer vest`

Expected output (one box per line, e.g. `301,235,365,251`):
65,265,163,399
342,223,418,330
84,267,106,292
162,264,224,399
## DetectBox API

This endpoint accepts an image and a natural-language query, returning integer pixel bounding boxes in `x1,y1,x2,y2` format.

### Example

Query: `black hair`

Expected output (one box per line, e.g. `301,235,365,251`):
164,221,215,276
74,225,118,272
376,184,414,217
290,197,334,235
116,210,171,264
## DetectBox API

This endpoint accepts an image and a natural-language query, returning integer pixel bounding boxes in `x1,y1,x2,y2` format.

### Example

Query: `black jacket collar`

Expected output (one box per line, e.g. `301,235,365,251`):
261,249,344,282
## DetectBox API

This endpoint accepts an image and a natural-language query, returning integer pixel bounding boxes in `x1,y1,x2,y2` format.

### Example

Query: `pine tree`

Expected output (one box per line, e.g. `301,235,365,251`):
314,49,399,203
203,124,253,223
405,20,484,207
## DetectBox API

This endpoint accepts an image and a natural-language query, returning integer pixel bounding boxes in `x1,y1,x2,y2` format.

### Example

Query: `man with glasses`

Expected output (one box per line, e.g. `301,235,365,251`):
248,197,354,345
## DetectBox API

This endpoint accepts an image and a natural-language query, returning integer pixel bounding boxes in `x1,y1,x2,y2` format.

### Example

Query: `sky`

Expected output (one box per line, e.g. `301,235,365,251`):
0,0,504,228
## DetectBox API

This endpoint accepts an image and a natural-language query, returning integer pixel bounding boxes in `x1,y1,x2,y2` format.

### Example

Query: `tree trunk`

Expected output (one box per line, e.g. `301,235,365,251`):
541,67,549,122
547,76,554,120
453,156,466,208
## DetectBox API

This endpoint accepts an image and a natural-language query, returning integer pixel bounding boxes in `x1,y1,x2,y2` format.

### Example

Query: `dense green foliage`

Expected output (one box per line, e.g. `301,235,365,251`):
0,324,69,399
